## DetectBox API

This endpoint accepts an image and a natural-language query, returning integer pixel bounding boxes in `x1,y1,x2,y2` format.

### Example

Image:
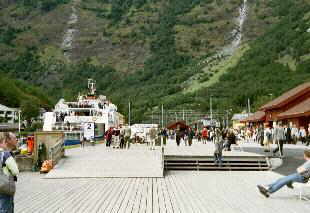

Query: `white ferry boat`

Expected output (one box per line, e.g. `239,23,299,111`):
43,79,120,145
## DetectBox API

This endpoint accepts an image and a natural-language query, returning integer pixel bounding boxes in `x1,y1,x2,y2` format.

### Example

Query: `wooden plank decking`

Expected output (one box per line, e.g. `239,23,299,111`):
16,171,310,213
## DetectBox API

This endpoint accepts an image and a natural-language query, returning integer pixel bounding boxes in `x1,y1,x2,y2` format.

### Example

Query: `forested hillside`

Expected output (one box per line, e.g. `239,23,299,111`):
0,0,309,123
0,74,51,122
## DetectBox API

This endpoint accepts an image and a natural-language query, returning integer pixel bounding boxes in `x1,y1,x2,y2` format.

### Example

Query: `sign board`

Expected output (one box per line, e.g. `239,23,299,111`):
130,124,158,138
202,119,218,127
83,122,95,140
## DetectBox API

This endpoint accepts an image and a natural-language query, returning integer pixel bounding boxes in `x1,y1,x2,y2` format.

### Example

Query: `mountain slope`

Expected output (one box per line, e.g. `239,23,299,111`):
0,0,309,123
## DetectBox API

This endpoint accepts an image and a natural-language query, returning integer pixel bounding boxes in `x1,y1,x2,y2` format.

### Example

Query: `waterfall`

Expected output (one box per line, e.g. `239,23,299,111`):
223,0,248,55
61,1,79,59
187,0,249,88
231,0,247,49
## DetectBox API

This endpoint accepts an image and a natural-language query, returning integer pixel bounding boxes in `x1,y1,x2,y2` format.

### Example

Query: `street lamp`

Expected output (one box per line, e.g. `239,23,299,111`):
225,109,233,128
18,110,21,134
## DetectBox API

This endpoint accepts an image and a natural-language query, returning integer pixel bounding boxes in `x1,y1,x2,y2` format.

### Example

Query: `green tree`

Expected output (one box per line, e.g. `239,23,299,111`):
21,100,40,126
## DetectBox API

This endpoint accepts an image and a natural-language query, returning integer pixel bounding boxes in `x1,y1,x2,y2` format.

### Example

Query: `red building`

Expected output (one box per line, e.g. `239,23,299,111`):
243,82,310,128
259,82,310,127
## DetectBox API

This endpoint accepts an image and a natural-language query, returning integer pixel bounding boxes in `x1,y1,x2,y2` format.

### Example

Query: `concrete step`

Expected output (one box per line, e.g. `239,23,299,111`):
164,155,270,171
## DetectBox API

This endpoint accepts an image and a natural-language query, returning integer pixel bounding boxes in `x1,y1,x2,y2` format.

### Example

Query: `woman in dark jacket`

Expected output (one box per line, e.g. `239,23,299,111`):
226,129,236,151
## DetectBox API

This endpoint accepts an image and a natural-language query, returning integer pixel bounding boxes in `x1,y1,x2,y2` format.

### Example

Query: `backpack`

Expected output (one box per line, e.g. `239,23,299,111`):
0,151,16,196
266,131,272,141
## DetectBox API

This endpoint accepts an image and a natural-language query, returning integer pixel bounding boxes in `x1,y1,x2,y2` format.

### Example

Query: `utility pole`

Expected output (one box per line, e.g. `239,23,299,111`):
128,102,131,126
161,105,164,128
226,110,229,128
210,96,213,123
247,98,251,116
152,110,154,124
18,110,21,134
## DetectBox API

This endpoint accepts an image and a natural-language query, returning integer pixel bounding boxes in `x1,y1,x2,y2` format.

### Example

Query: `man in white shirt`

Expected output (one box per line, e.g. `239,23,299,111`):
291,124,299,144
263,124,272,152
299,126,307,145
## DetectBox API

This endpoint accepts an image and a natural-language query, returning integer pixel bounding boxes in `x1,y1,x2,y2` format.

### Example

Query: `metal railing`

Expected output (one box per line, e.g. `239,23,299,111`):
49,138,64,165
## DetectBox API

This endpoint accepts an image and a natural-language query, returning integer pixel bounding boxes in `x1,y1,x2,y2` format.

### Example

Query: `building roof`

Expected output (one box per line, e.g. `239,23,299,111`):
260,82,310,111
231,113,253,121
166,121,189,130
241,111,265,123
277,98,310,119
0,104,17,112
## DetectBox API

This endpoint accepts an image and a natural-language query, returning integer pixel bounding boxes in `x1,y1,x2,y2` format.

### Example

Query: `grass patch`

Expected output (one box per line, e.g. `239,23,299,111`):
183,44,249,94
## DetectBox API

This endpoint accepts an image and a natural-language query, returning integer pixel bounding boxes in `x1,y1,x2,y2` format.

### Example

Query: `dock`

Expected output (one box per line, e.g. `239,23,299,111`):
15,142,310,212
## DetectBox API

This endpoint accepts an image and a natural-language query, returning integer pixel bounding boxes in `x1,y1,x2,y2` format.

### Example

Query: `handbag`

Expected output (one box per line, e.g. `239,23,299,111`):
0,152,16,196
300,169,310,183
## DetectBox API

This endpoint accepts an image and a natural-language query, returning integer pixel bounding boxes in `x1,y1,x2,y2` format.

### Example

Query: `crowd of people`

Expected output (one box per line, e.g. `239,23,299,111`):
239,123,310,157
104,125,132,149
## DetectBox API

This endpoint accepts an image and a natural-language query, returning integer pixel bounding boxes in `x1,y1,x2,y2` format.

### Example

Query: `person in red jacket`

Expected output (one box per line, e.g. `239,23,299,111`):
105,128,113,147
201,128,208,144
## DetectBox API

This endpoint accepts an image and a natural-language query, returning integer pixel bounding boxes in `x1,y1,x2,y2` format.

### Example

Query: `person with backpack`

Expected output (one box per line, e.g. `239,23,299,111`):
257,124,264,146
214,128,225,167
0,132,19,213
263,124,272,152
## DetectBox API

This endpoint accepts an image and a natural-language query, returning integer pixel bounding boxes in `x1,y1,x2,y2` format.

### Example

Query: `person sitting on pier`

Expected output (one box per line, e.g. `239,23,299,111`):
257,149,310,198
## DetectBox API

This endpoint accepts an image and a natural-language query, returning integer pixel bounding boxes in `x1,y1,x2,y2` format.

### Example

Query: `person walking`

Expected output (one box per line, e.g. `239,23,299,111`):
201,128,208,144
149,127,157,150
119,126,125,149
0,132,19,213
263,124,272,152
214,128,225,167
307,124,310,146
124,125,132,149
299,126,307,145
273,123,286,157
176,128,181,146
258,124,264,146
285,124,292,144
188,128,195,146
291,124,299,144
257,149,310,198
105,128,113,147
80,136,86,148
183,130,189,146
161,128,168,146
226,129,236,151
